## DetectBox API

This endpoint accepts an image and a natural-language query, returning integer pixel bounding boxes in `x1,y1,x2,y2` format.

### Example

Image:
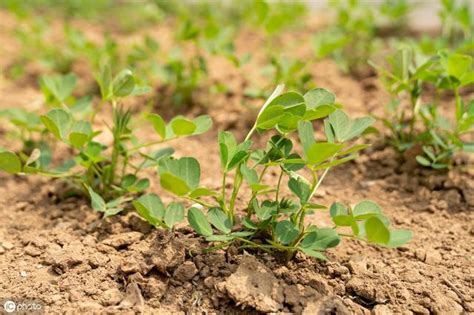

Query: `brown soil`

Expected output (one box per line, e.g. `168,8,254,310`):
1,10,473,315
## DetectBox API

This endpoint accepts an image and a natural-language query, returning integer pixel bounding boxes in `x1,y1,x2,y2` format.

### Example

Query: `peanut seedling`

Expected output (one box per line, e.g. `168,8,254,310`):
134,85,412,261
371,47,473,168
0,67,211,225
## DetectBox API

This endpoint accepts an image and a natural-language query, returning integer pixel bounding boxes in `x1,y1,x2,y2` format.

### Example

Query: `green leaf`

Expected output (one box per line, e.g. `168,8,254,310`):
299,247,328,261
327,110,351,142
304,88,335,109
171,117,197,136
343,117,376,141
324,119,335,143
274,220,299,245
219,131,236,169
132,193,165,226
193,115,212,134
330,203,354,226
87,186,106,212
122,174,137,189
40,73,77,102
103,207,124,218
352,200,382,220
0,108,40,130
188,207,213,236
387,230,412,247
272,92,305,115
300,228,340,250
330,202,348,217
416,155,432,166
159,173,191,196
311,155,356,171
164,202,184,228
147,114,166,139
365,216,390,245
242,217,258,230
256,105,285,129
298,121,315,154
240,164,259,185
112,69,135,97
255,200,277,221
132,178,150,192
208,207,232,234
262,92,305,132
391,48,411,81
303,105,336,121
325,110,374,142
131,85,151,96
446,53,472,79
69,121,92,148
228,151,248,170
25,148,41,167
288,174,311,204
96,64,112,100
0,150,22,174
40,109,72,140
158,157,200,195
306,142,343,165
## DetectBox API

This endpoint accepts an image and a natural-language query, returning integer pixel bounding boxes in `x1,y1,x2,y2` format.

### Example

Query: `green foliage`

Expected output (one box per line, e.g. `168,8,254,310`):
439,0,473,48
0,69,211,219
154,85,411,261
313,0,379,77
312,0,414,77
372,47,474,168
132,193,184,229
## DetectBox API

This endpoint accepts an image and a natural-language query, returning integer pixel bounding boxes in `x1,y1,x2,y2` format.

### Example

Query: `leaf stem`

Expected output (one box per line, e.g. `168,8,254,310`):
454,87,462,124
229,167,243,222
128,137,176,154
184,196,216,208
275,168,284,206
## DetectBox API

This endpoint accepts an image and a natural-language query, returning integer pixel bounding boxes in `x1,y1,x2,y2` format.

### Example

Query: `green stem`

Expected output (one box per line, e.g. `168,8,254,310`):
275,169,284,207
121,155,128,182
108,139,120,188
221,171,227,208
454,88,462,124
90,100,105,125
408,94,419,140
229,167,243,222
128,137,175,154
235,238,273,254
184,196,216,209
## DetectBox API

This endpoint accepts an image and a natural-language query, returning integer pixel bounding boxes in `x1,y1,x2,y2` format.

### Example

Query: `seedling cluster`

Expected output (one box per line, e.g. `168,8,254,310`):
0,68,211,220
372,48,473,168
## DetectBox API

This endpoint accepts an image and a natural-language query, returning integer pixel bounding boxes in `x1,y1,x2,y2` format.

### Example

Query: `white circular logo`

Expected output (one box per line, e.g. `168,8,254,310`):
3,300,16,313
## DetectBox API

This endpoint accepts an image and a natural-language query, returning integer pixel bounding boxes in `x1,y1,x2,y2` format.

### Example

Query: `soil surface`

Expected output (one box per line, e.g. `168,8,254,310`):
0,9,473,315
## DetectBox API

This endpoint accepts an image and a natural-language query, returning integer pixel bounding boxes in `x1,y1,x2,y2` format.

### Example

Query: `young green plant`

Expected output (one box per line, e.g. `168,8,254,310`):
371,47,473,168
0,68,211,223
135,85,412,261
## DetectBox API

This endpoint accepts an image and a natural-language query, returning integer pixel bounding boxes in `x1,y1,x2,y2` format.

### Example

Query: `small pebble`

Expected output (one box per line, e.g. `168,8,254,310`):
2,242,14,250
20,271,28,277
